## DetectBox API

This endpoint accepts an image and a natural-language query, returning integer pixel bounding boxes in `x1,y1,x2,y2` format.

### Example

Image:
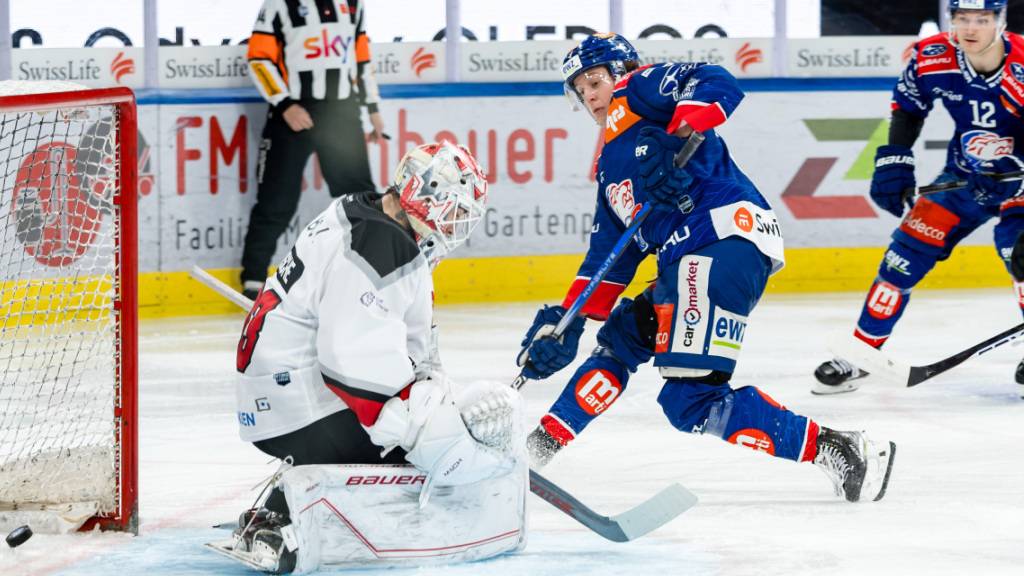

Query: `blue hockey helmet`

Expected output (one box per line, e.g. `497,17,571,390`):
561,33,639,110
948,0,1007,11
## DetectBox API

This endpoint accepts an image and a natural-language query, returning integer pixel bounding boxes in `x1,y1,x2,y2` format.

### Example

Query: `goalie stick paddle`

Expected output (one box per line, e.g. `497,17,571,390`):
827,321,1024,387
190,265,698,542
512,131,707,390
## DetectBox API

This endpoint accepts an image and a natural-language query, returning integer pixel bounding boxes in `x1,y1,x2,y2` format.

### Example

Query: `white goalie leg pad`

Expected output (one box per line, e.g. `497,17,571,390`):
277,462,528,572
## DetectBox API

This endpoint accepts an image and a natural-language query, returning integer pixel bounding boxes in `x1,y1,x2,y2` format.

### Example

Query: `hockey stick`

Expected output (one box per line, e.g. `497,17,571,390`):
189,265,698,542
512,131,707,390
827,321,1024,387
917,169,1024,195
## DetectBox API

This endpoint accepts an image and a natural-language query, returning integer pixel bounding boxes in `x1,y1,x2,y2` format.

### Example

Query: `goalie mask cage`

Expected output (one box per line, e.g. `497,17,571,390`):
0,86,138,534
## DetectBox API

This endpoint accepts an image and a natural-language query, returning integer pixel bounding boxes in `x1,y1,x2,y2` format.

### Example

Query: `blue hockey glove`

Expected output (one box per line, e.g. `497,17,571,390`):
1011,232,1024,282
517,305,585,380
636,126,695,210
870,145,916,217
967,156,1024,207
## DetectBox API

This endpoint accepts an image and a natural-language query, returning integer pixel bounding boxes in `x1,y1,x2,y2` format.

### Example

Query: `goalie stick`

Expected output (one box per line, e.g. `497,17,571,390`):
190,265,698,542
512,131,707,390
827,322,1024,387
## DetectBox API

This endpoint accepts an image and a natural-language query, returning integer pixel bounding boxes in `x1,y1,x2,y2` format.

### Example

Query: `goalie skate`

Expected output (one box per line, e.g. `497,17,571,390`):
813,428,895,503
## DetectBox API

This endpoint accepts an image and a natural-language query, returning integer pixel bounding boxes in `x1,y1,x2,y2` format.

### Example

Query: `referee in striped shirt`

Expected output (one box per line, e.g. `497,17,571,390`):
242,0,385,298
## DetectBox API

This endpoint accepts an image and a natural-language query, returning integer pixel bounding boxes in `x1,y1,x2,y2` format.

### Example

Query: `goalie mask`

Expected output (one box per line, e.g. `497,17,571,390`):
561,33,639,113
393,142,488,267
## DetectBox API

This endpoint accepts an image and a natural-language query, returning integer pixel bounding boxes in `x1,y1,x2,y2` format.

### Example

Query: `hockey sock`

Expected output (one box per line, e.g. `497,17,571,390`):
659,381,818,462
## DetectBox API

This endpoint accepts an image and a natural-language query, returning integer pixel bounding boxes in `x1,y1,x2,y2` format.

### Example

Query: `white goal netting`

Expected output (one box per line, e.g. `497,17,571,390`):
0,81,133,533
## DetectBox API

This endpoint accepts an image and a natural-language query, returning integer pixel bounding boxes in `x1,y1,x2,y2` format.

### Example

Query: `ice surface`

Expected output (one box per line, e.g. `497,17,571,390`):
3,289,1023,575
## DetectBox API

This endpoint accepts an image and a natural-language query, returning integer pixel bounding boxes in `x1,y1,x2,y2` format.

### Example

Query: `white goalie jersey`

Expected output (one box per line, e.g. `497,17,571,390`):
235,193,433,443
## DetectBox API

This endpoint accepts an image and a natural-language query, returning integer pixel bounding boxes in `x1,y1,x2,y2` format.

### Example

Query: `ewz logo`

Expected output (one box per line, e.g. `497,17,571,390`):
714,315,746,343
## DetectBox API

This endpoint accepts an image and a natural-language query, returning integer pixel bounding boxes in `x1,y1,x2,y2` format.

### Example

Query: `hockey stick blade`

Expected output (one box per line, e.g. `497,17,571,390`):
529,470,697,542
827,331,911,386
828,322,1024,387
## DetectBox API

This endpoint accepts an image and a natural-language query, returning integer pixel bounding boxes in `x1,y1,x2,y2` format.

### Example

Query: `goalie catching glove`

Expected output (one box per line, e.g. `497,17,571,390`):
367,373,521,507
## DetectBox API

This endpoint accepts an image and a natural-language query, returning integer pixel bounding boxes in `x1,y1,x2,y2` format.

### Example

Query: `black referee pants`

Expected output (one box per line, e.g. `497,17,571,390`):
241,98,376,284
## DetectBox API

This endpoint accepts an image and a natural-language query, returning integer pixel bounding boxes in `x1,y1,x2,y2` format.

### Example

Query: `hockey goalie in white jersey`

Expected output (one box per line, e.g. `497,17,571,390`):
209,142,527,574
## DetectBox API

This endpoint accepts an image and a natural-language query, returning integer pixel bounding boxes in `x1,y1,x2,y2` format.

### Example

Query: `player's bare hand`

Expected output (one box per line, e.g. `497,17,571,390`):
367,111,388,143
283,104,314,132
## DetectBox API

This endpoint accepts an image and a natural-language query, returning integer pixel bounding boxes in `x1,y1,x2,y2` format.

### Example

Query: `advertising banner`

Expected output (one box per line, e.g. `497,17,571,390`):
787,36,916,77
117,87,969,276
11,47,146,89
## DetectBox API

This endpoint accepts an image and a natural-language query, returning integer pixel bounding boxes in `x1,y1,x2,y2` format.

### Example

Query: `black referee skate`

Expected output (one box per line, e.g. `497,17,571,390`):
526,426,564,469
812,358,869,395
813,427,895,503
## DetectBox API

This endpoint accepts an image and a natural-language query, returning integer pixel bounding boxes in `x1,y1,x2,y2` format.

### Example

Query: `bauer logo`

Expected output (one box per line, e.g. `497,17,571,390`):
921,43,947,57
575,369,622,416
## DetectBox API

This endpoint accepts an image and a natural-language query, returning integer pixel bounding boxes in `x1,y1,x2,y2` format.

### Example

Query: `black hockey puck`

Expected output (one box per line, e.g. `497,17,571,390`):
6,525,32,548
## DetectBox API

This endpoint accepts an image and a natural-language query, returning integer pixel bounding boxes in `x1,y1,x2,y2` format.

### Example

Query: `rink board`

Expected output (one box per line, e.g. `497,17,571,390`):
2,80,1010,317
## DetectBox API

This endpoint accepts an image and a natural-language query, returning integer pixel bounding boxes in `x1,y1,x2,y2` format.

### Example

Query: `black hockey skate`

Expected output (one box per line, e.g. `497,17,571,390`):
526,426,564,469
813,427,895,503
812,358,869,395
219,507,296,574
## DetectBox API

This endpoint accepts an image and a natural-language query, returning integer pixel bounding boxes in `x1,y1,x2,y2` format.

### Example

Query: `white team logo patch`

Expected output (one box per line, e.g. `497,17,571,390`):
961,130,1014,164
605,179,637,224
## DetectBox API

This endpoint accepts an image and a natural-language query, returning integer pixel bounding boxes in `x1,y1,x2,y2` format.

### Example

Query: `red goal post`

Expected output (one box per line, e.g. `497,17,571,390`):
0,86,138,533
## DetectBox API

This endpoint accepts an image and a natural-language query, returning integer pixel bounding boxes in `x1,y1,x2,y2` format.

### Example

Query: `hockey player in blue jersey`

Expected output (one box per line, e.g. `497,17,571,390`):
815,0,1024,396
516,33,895,502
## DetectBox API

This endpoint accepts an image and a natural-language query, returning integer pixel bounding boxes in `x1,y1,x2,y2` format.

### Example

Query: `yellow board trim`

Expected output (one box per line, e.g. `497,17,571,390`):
141,245,1011,319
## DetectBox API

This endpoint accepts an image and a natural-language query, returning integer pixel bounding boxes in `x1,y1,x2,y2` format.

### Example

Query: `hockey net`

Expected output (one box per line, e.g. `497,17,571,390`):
0,82,138,533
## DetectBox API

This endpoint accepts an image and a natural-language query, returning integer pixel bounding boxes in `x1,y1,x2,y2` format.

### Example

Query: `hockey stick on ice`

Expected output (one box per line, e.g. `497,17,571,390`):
827,321,1024,387
512,131,707,390
189,265,698,542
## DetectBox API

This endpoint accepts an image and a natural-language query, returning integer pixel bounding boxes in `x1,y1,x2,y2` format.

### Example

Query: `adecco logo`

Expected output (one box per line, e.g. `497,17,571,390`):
734,42,762,72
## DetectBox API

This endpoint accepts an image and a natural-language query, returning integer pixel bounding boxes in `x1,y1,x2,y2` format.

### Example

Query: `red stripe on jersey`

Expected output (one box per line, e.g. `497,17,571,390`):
667,102,727,134
614,64,654,90
541,414,576,446
914,34,958,76
326,382,384,426
562,277,626,320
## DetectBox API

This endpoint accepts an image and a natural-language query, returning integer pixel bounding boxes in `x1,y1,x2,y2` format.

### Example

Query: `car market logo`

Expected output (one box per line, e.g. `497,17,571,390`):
12,141,110,267
410,47,437,77
734,42,763,73
110,51,134,83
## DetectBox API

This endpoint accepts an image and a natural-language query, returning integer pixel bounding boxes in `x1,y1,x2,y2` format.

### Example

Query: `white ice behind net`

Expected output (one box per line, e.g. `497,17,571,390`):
0,84,122,527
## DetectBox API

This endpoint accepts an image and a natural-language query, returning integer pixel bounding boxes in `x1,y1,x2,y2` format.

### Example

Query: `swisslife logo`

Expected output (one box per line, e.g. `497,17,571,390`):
110,51,135,84
734,42,763,72
410,47,437,77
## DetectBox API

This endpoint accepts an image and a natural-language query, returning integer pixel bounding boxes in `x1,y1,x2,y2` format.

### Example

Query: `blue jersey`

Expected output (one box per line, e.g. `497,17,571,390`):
564,62,785,319
895,32,1024,177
